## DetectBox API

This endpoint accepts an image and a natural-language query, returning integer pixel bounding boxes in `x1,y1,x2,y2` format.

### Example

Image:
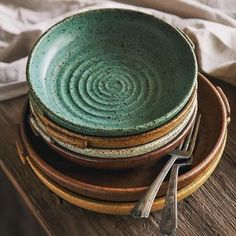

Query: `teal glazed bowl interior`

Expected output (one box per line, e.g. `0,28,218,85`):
27,8,197,137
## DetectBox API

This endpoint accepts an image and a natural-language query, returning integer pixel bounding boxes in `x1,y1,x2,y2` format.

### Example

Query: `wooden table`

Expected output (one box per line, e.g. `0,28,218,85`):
0,79,236,236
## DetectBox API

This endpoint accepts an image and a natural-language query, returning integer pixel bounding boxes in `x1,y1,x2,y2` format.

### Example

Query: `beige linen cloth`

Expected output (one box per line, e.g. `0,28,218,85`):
1,0,236,101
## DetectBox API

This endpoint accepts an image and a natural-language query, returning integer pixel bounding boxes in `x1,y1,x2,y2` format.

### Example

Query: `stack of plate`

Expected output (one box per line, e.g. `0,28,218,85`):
16,9,230,215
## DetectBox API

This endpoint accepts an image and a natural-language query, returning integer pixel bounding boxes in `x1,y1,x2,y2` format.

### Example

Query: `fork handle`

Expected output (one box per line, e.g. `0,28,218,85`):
131,155,179,218
160,164,180,235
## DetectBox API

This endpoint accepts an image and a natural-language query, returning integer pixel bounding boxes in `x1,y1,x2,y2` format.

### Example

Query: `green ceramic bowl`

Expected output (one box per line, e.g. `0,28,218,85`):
27,9,197,137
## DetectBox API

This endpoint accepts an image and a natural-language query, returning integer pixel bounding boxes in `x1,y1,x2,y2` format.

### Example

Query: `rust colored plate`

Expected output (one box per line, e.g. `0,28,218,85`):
28,106,196,169
17,73,229,202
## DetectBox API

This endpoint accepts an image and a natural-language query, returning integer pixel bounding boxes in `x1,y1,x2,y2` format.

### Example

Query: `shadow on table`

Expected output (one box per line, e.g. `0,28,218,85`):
0,171,46,236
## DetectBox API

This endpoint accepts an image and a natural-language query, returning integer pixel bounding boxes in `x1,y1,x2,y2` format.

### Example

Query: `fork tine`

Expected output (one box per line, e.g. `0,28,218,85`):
184,115,201,155
177,140,184,150
187,114,201,155
181,115,197,151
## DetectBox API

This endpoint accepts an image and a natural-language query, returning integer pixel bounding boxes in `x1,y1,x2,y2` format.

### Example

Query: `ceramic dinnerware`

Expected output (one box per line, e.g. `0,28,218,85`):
16,73,230,202
28,107,196,169
27,8,197,137
17,133,226,215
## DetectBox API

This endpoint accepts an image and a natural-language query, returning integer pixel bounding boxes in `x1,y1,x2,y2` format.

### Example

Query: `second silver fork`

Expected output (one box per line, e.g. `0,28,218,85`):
160,114,201,235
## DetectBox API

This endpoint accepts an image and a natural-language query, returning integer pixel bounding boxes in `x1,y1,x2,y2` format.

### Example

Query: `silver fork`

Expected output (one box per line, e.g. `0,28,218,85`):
131,114,200,218
160,115,201,235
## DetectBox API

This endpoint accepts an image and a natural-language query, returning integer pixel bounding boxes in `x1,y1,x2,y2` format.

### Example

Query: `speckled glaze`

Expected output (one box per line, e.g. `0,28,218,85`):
27,8,197,136
16,73,229,203
30,87,197,149
30,102,196,158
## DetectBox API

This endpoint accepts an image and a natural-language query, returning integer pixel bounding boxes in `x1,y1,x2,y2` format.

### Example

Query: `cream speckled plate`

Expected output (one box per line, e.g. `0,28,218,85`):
30,101,197,158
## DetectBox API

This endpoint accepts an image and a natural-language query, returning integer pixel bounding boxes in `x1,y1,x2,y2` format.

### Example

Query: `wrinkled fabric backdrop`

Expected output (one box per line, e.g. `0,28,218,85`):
1,0,236,101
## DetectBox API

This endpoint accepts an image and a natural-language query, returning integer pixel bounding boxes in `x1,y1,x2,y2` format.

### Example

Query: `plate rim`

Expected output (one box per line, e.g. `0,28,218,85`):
23,135,225,215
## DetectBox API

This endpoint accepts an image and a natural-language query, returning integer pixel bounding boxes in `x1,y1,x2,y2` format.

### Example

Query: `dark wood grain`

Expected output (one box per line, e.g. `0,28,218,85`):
0,79,236,236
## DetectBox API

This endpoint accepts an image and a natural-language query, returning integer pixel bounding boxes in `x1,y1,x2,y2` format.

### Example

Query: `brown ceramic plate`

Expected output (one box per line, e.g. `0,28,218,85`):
29,87,197,149
16,74,229,202
28,106,196,169
20,133,226,215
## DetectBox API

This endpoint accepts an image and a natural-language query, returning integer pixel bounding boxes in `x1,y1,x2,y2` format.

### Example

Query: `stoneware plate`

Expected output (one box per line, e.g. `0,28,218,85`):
27,8,197,137
19,134,226,215
28,107,196,169
29,88,197,149
29,101,196,158
16,74,230,202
